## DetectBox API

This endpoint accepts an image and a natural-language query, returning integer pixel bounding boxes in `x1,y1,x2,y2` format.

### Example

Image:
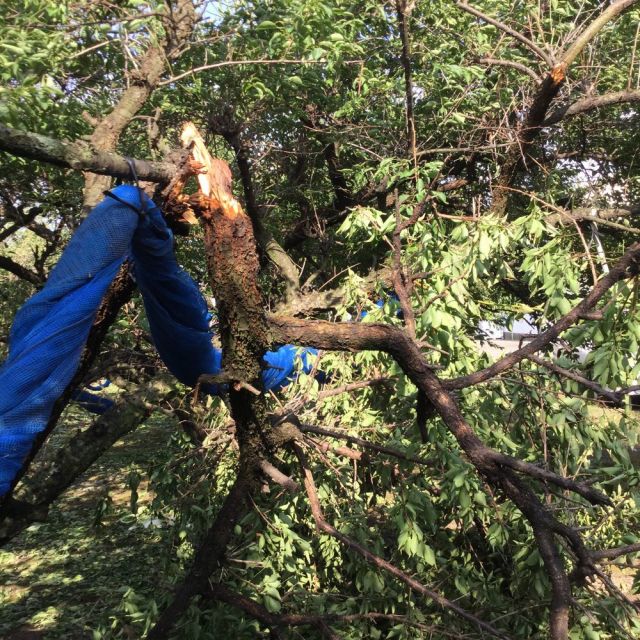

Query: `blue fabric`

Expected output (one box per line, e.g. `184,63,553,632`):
0,191,138,496
359,293,403,320
262,345,318,391
71,389,115,414
86,379,111,391
130,199,225,392
0,186,316,496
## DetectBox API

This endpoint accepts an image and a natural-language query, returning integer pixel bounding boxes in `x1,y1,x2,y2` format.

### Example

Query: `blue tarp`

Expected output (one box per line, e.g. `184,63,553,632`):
0,186,316,496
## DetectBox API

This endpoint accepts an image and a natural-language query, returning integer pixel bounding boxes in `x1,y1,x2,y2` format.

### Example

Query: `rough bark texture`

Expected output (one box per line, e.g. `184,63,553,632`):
147,128,275,638
0,124,175,184
209,112,301,296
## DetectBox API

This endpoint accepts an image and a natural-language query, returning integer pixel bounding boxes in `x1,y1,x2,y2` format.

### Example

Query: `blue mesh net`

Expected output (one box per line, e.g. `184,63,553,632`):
0,185,316,496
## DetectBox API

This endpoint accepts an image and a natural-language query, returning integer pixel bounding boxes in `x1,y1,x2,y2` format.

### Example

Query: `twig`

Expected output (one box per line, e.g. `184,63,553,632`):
299,423,435,467
592,542,640,561
259,460,299,493
206,583,458,636
283,377,392,415
455,2,553,66
160,58,363,86
477,56,542,83
527,354,622,406
490,451,610,506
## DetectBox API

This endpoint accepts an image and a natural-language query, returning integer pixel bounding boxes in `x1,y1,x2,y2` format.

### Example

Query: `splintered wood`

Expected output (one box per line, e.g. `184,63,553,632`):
180,121,242,219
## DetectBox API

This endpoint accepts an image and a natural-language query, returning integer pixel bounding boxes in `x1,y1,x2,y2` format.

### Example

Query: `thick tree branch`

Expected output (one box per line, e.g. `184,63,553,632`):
259,459,299,492
544,89,640,125
0,124,175,183
147,123,279,638
561,1,638,68
546,205,640,227
592,543,640,561
269,315,609,505
270,311,612,638
209,110,301,297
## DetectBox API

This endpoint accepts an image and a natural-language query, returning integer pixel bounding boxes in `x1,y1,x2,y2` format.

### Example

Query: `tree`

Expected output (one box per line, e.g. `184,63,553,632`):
1,1,640,639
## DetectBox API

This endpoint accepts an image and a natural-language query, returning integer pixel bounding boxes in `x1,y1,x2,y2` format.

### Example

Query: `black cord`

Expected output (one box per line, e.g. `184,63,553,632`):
125,157,147,216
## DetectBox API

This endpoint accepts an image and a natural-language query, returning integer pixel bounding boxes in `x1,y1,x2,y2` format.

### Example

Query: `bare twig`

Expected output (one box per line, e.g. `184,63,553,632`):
259,459,299,493
456,2,553,66
527,354,623,405
284,377,392,414
477,56,542,83
160,58,363,86
299,423,436,467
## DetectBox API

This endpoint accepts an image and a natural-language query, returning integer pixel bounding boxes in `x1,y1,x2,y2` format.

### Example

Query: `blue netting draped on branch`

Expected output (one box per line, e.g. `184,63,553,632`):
0,185,317,497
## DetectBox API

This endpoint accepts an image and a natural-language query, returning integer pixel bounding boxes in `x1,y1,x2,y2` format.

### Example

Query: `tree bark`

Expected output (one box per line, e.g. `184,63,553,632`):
0,124,175,183
147,125,276,638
